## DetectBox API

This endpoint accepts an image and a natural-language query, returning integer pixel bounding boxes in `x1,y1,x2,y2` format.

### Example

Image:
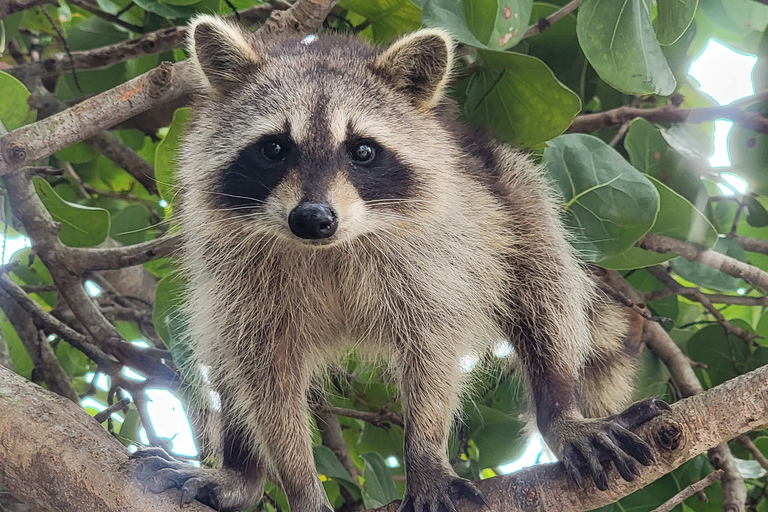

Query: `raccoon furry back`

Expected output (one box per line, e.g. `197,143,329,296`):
132,16,658,512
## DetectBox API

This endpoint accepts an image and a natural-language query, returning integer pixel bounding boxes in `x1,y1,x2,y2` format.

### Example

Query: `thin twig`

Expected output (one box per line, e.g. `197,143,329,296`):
649,470,724,512
646,266,759,344
93,397,131,424
736,435,768,471
66,0,144,33
318,405,404,429
523,0,582,39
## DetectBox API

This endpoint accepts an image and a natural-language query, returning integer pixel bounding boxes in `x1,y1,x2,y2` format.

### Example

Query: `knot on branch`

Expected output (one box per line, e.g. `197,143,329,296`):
653,420,685,452
147,62,174,98
5,142,27,164
512,479,540,509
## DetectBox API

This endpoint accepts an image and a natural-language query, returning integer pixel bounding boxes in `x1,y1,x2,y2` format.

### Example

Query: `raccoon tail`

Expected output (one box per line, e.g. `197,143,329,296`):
579,297,645,418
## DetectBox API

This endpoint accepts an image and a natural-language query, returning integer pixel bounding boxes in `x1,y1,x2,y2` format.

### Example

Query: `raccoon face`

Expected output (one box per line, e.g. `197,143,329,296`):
183,16,456,247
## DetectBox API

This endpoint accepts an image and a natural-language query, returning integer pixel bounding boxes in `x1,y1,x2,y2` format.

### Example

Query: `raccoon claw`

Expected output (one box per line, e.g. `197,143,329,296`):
553,398,667,490
398,477,486,512
131,448,255,511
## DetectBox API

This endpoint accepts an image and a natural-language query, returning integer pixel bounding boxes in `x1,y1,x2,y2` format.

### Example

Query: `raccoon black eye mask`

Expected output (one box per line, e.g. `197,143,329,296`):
133,15,664,512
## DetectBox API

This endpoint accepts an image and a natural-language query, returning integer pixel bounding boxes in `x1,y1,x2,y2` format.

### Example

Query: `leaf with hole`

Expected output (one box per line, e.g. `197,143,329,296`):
422,0,533,51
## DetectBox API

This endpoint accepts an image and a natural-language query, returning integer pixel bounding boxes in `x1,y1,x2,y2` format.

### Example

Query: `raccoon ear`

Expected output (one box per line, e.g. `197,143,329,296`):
372,29,454,110
188,15,262,93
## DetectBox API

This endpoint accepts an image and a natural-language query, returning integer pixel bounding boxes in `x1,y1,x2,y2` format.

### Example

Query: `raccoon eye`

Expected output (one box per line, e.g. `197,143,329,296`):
350,142,376,164
261,140,287,162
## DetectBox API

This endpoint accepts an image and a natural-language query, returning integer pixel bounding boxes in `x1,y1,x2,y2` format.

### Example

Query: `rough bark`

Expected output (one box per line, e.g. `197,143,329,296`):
2,359,768,512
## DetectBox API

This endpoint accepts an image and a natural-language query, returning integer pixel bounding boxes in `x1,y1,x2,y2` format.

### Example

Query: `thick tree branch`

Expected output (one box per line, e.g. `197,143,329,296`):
3,358,768,512
569,92,768,134
637,234,768,292
0,364,211,512
0,0,57,19
86,131,157,193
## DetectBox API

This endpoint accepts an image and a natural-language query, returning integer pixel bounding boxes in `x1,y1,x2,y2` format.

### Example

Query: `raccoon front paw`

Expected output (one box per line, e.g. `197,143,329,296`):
553,398,669,491
131,448,261,511
398,475,486,512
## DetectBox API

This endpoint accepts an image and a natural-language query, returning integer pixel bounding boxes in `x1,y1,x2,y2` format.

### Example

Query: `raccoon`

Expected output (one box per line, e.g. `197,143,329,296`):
132,16,668,512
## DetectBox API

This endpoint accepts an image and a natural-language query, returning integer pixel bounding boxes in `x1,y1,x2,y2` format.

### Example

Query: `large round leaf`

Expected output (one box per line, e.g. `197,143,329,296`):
624,118,709,206
465,51,581,148
543,134,660,262
599,176,717,269
577,0,676,95
422,0,532,51
670,237,747,292
0,72,34,131
33,177,110,248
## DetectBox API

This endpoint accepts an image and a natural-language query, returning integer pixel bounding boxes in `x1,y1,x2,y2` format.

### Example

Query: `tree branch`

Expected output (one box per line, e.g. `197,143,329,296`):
7,4,279,83
0,364,212,512
730,234,768,255
0,0,58,20
601,270,748,512
65,0,143,33
637,234,768,292
645,266,758,344
0,0,341,177
569,92,768,134
736,435,768,471
68,234,181,271
649,470,723,512
523,0,581,38
4,358,768,512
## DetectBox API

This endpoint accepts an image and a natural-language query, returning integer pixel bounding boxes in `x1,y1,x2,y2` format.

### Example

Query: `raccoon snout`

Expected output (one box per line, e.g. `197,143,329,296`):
288,203,339,240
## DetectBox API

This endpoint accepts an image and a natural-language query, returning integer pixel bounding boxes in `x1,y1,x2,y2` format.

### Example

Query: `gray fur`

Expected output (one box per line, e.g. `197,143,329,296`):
135,17,661,511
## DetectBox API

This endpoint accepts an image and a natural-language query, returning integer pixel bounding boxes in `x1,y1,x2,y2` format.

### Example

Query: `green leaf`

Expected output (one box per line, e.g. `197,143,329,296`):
9,248,57,309
117,408,142,446
670,237,746,292
339,0,422,43
110,204,153,246
464,404,526,469
747,196,768,227
623,118,708,206
728,102,768,196
314,445,362,500
54,142,100,164
360,452,399,508
542,134,660,262
160,0,203,6
700,0,768,35
33,176,111,248
422,0,533,51
155,108,193,204
464,51,581,148
687,322,768,388
599,177,717,269
152,273,187,347
0,71,34,131
577,0,676,95
0,311,33,379
655,0,699,45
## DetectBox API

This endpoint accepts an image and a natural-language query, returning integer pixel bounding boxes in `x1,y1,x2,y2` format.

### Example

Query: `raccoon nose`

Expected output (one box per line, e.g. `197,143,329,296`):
288,203,338,239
